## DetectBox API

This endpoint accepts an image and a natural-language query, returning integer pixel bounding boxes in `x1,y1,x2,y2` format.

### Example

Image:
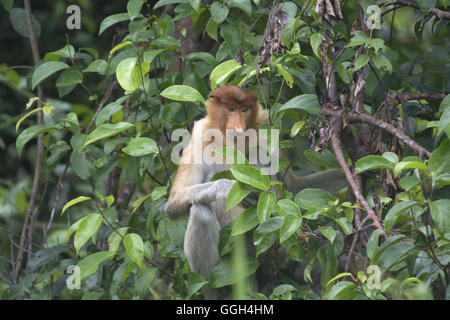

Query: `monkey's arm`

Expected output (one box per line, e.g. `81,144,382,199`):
282,168,347,195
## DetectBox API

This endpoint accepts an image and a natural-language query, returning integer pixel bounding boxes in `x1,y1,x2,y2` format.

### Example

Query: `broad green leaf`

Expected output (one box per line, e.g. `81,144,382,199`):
185,52,217,66
227,181,251,211
116,57,149,92
353,54,370,71
210,59,242,89
429,199,450,237
335,217,353,235
210,2,229,24
290,121,305,137
295,188,334,210
366,229,380,260
74,214,103,254
304,149,340,169
230,164,270,190
231,207,259,236
99,13,130,35
123,233,144,268
143,49,168,64
44,44,75,61
337,62,351,84
55,69,83,87
160,85,205,102
354,155,394,173
31,61,69,89
278,94,321,115
393,161,428,178
78,251,115,280
310,32,322,58
279,214,302,243
83,122,134,148
372,235,406,264
132,194,152,214
372,54,392,74
16,107,43,131
257,191,276,222
10,8,41,38
229,0,252,16
16,124,57,157
154,0,188,9
209,258,259,288
275,199,301,217
326,281,358,300
254,216,284,245
108,227,128,253
384,201,416,234
62,196,92,215
122,137,158,157
186,272,207,298
378,242,415,272
214,147,248,165
276,64,294,88
189,0,201,11
319,226,337,244
80,47,99,59
95,102,124,126
127,0,144,20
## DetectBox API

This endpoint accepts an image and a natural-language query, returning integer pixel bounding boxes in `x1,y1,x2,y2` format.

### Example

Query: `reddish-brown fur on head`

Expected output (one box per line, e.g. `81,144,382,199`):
205,86,266,133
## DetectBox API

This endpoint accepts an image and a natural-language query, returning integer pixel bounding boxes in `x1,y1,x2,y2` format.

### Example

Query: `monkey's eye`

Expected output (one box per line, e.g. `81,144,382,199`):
227,106,234,112
242,108,248,113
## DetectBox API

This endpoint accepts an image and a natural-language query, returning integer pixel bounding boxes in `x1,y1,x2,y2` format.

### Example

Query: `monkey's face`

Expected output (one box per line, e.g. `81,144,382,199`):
206,86,258,135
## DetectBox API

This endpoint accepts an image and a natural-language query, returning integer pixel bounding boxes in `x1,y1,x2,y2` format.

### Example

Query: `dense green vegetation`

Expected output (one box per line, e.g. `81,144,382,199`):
0,0,449,300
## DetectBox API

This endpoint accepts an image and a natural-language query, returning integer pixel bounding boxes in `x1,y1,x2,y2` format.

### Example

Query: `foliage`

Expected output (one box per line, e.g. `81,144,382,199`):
0,0,449,300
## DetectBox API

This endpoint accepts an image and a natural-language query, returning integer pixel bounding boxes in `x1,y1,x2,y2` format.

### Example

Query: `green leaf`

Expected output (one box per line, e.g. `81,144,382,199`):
393,161,428,178
123,233,144,268
303,149,340,169
83,122,134,148
122,137,158,157
160,85,205,102
127,0,144,20
10,8,41,38
326,273,355,288
55,69,83,87
231,207,259,236
355,155,394,173
337,62,351,84
230,164,270,190
335,217,353,235
254,216,284,245
326,281,358,300
384,201,416,234
319,226,337,244
16,107,43,132
16,124,56,157
116,57,150,92
279,214,302,243
372,235,406,265
99,13,130,35
74,214,103,254
186,272,207,298
154,0,188,9
275,199,301,217
62,196,92,215
378,242,415,272
210,59,242,89
209,257,259,288
366,229,380,260
310,32,322,58
227,181,251,211
290,121,305,137
353,54,370,71
429,199,450,237
131,194,152,214
108,227,128,253
31,61,69,89
210,2,229,24
109,41,133,58
278,94,321,115
372,54,392,74
276,64,294,88
78,251,115,280
143,49,167,64
295,188,334,210
229,0,252,16
185,52,217,66
45,44,75,61
84,59,108,73
257,191,276,223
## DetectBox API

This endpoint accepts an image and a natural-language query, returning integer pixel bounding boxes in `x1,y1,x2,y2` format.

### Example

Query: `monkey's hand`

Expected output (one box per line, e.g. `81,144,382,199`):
191,179,235,206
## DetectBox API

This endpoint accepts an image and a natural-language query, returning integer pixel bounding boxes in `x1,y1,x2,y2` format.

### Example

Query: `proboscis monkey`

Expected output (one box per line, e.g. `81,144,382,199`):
164,86,346,282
